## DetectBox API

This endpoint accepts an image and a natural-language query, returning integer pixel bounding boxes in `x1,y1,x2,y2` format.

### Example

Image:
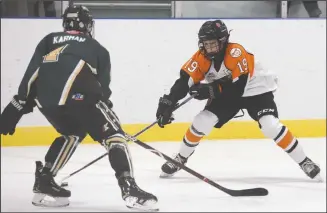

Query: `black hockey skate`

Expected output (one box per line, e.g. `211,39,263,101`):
160,153,188,178
299,157,322,181
118,175,158,211
32,161,71,207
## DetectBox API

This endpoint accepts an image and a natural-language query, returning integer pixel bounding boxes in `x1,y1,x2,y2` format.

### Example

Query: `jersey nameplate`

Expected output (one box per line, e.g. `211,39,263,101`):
53,35,86,44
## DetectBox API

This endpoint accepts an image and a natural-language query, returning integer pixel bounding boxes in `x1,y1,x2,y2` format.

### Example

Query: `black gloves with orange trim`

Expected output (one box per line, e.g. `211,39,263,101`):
189,81,222,100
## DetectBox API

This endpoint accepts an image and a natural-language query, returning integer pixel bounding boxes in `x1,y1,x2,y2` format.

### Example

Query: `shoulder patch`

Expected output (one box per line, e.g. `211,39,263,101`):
230,48,242,58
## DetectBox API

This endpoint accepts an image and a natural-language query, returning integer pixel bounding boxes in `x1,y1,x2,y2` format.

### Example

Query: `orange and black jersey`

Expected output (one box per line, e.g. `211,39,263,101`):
167,43,255,102
17,31,112,104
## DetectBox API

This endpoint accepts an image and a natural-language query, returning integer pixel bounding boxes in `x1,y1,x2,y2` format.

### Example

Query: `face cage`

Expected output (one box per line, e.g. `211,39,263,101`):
62,19,94,38
199,40,222,59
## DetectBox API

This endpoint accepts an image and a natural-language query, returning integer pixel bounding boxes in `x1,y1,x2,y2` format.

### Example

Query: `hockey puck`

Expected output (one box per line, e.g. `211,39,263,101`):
61,182,68,187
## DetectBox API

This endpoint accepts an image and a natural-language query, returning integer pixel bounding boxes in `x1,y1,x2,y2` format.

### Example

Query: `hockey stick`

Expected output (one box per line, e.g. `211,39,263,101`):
126,134,269,197
59,94,197,185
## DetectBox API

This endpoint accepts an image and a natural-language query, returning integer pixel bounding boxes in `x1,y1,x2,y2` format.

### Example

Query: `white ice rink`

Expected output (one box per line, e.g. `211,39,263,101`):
1,138,326,212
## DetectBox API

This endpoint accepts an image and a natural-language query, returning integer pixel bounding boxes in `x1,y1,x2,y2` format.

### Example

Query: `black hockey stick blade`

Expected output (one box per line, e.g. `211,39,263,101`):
228,187,268,197
205,178,269,197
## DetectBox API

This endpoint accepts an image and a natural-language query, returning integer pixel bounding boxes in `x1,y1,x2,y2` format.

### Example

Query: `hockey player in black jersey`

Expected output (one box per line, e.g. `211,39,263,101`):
0,5,158,211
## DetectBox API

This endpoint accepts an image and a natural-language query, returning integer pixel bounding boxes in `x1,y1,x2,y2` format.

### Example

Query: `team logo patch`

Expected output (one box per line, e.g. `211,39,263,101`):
230,48,242,58
72,93,84,101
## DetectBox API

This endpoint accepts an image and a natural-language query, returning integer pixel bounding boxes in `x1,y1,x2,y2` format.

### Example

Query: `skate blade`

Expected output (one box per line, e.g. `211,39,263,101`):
127,205,159,212
159,171,174,178
125,197,159,212
313,174,324,182
32,193,69,207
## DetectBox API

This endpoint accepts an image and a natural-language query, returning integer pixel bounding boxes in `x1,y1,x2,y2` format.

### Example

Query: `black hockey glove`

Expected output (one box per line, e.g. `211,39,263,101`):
156,95,177,128
0,95,35,135
189,82,222,100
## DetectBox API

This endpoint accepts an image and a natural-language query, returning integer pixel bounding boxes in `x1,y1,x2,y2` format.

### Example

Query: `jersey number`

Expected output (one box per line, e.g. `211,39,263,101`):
43,45,68,63
184,59,198,73
237,58,248,73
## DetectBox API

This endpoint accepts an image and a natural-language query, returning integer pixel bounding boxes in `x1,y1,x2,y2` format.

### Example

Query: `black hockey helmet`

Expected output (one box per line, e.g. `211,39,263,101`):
62,5,94,37
198,20,230,59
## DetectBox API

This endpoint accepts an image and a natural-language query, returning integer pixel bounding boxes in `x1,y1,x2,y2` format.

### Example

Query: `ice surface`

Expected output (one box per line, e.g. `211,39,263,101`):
1,138,326,212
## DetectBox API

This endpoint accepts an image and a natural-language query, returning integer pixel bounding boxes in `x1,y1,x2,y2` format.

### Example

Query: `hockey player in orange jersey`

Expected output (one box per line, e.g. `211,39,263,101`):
155,20,321,181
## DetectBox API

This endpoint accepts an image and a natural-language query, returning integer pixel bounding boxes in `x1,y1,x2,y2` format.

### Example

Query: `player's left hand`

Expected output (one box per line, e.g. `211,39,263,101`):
189,82,221,100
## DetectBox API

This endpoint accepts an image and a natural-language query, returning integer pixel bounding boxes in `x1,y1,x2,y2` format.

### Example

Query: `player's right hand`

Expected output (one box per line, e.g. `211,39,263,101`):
0,96,26,135
156,95,176,128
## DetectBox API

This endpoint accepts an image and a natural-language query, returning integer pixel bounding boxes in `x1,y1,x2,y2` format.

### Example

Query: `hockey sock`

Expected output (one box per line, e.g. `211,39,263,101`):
259,115,307,164
43,135,81,176
104,133,134,179
178,110,218,158
179,124,204,158
274,125,306,164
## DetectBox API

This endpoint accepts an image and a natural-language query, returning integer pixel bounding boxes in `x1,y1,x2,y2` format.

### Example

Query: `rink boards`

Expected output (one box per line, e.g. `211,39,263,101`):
1,119,325,146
